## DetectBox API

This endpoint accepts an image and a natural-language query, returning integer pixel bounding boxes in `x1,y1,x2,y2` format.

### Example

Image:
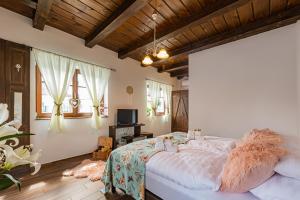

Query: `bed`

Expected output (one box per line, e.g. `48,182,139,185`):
144,135,258,200
102,132,258,200
145,171,258,200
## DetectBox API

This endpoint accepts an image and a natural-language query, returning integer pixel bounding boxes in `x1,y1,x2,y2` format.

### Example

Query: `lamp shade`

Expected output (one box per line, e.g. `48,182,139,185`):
157,48,169,59
142,55,153,65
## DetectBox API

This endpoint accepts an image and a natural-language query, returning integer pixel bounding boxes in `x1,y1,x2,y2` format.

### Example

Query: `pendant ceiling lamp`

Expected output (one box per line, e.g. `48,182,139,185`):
142,0,169,65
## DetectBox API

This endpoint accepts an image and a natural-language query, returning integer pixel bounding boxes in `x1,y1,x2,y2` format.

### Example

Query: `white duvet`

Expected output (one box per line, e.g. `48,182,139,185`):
146,136,236,191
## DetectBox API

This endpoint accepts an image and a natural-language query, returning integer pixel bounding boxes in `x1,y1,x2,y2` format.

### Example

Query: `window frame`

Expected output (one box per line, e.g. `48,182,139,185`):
36,67,106,119
146,84,166,116
155,88,166,116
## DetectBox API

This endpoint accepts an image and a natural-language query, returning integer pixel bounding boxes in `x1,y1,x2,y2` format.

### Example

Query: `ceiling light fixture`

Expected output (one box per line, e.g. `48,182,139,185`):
142,55,153,65
142,0,169,66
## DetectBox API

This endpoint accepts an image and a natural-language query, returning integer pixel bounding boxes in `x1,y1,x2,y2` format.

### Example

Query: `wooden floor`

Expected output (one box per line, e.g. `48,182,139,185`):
0,154,133,200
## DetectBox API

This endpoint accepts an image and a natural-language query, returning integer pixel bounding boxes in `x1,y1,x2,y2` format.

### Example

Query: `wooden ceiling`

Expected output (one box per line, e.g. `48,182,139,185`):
1,0,300,79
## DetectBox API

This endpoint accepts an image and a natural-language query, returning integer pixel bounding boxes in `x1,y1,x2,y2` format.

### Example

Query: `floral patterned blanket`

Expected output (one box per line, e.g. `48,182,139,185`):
101,132,187,200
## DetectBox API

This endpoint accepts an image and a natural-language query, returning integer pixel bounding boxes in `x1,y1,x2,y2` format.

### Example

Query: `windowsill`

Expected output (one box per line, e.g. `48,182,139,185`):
35,115,109,120
155,113,165,116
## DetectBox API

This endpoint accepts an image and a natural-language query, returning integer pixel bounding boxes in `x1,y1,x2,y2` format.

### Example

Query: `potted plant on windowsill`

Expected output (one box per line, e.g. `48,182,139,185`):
0,103,41,191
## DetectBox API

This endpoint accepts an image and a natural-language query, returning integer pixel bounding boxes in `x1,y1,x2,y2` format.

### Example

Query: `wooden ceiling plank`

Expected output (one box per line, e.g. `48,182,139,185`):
118,0,251,59
163,0,191,18
270,0,288,14
16,0,37,9
94,0,120,11
149,0,180,25
224,9,241,28
62,0,105,21
142,4,168,26
161,40,174,49
201,21,218,35
33,0,54,30
288,0,300,8
48,12,90,38
211,15,228,32
53,0,99,25
183,29,199,43
79,0,112,17
151,5,300,66
197,0,206,8
158,61,189,73
252,0,270,19
237,2,255,25
180,0,203,14
168,37,182,48
190,25,207,39
174,33,191,45
85,0,150,48
0,0,35,18
51,5,96,29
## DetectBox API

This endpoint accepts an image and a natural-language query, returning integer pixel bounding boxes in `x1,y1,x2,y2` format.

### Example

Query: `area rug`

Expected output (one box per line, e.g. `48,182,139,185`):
63,159,106,182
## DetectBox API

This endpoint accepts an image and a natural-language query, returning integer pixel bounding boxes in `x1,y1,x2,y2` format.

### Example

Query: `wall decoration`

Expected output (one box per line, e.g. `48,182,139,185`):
126,86,133,106
126,86,133,95
69,98,80,108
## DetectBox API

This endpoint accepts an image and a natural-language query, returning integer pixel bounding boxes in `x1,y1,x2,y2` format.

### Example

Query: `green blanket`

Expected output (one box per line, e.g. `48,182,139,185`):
101,132,187,200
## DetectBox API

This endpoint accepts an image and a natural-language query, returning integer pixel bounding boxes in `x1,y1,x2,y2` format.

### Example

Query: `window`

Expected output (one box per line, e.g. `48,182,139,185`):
36,67,108,119
146,85,165,116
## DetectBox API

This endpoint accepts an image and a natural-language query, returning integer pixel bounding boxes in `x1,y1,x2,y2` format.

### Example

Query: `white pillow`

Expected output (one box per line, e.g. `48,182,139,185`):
275,152,300,180
250,174,300,200
274,135,300,180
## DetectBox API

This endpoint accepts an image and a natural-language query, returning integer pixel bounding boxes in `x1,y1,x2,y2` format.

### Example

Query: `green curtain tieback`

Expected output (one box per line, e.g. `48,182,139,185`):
54,102,62,116
93,105,100,116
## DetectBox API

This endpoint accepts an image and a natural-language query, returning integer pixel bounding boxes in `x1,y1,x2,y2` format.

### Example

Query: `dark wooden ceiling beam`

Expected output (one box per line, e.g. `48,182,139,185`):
85,0,150,48
170,68,188,77
33,0,54,30
157,61,188,73
16,0,37,9
118,0,250,59
177,75,188,80
151,5,300,66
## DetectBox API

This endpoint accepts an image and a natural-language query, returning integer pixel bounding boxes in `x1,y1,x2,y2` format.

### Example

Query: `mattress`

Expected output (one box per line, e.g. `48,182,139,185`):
146,137,236,190
145,170,258,200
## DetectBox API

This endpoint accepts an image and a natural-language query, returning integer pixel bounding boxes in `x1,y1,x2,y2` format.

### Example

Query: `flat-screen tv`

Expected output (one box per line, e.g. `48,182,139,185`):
117,109,138,125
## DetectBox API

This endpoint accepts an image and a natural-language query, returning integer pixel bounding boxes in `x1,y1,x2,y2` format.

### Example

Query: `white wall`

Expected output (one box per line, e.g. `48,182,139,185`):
297,22,300,134
0,8,177,164
189,23,299,138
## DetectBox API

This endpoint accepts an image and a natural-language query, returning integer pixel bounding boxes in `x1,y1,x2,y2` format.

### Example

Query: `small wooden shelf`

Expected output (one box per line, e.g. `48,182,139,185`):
109,124,152,149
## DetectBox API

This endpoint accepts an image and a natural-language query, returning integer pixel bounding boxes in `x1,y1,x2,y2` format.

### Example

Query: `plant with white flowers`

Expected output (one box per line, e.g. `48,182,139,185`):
0,103,41,191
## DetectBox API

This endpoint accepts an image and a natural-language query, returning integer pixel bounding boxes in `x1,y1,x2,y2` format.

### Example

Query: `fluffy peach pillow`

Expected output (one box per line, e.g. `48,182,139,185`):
220,129,286,193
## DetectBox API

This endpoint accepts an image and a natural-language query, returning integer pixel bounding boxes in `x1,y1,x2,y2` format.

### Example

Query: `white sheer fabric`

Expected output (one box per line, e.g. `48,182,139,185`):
33,49,75,132
161,84,172,115
147,80,172,115
147,80,161,114
75,61,110,129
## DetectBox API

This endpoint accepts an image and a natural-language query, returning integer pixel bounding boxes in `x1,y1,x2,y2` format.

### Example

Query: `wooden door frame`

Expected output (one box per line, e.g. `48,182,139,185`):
171,90,188,132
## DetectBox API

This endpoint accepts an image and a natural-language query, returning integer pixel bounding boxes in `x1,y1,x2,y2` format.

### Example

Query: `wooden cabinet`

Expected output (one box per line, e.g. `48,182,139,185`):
0,40,5,103
171,90,188,132
0,38,30,145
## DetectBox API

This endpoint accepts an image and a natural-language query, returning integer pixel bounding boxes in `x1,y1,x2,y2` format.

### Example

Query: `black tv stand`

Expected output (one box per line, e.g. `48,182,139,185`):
109,123,152,149
116,123,145,128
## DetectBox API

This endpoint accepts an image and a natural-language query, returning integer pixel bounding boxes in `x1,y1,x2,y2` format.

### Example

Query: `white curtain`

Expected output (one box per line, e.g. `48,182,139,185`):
161,84,172,115
33,49,75,132
147,80,163,114
75,61,110,129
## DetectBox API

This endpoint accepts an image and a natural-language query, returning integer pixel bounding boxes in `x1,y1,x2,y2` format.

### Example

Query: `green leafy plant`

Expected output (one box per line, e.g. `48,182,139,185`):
0,174,21,191
0,103,41,191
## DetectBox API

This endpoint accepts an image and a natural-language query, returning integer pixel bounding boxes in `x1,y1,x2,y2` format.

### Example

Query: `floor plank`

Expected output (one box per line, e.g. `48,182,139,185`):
0,154,133,200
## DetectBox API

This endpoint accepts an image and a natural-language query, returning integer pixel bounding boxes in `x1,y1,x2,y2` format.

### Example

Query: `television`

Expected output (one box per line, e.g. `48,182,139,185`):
117,109,138,125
